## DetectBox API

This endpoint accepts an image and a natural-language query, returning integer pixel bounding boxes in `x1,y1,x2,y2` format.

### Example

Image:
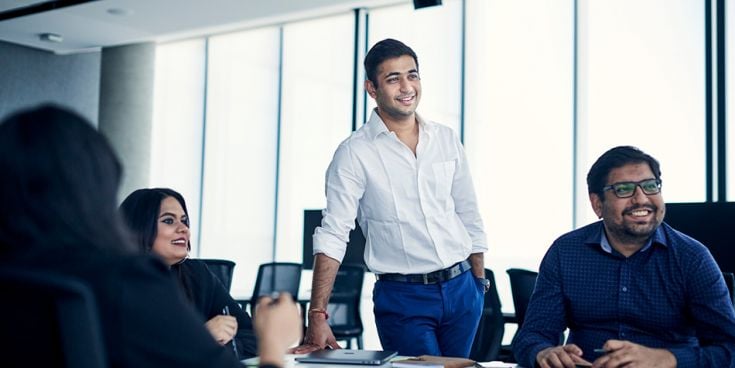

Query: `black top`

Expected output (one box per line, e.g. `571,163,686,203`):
2,249,242,368
171,259,258,358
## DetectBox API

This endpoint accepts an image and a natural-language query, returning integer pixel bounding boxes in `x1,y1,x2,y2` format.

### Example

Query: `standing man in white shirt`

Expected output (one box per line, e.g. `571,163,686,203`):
295,38,488,358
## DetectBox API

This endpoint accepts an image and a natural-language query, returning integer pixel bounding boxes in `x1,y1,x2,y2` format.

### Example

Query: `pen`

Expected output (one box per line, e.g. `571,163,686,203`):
223,305,239,359
269,291,280,304
593,348,608,354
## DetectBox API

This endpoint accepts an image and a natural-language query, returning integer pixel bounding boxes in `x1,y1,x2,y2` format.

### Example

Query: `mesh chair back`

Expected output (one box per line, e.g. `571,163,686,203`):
328,264,366,349
506,268,538,329
0,268,108,368
723,271,735,306
469,269,505,362
250,262,302,316
200,258,236,292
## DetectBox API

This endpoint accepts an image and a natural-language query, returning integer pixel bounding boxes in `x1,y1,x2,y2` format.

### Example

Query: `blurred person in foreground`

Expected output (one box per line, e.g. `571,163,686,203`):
0,104,299,367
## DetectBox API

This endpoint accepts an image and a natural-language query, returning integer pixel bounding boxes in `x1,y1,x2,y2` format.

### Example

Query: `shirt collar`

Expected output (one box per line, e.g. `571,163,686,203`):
586,221,668,254
364,108,430,140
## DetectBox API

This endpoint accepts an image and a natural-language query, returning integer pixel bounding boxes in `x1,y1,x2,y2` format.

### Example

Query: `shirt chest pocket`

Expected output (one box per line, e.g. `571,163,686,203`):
432,160,456,199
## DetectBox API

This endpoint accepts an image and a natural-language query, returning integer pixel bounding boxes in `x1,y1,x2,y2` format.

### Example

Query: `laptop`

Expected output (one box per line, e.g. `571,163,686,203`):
295,349,398,365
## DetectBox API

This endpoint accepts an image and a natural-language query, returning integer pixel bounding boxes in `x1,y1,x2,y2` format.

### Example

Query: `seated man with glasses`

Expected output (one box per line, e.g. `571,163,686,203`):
512,146,735,368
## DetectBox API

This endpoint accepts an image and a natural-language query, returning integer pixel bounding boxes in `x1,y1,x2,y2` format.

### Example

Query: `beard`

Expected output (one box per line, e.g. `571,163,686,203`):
602,204,663,246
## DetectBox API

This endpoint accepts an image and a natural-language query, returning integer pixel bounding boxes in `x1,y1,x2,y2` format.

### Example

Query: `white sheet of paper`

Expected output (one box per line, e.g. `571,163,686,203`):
478,362,517,368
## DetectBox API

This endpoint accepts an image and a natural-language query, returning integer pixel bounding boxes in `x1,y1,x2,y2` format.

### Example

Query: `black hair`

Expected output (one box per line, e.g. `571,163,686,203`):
119,187,191,253
119,187,195,301
364,38,419,86
0,104,133,257
586,145,662,200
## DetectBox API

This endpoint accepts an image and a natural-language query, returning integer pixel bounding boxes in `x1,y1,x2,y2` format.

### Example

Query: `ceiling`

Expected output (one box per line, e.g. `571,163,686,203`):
0,0,402,54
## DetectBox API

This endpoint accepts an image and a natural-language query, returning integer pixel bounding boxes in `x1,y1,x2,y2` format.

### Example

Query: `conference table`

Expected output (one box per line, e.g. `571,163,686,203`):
240,354,522,368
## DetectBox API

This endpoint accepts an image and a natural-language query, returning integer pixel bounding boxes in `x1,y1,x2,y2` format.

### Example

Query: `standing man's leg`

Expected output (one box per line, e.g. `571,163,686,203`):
436,271,484,357
373,280,443,356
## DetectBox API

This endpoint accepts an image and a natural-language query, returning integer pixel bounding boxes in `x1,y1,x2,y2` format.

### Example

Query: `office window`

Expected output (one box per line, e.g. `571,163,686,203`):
367,0,462,132
728,0,735,201
464,0,574,320
151,39,206,255
576,0,705,223
275,14,355,261
200,28,281,298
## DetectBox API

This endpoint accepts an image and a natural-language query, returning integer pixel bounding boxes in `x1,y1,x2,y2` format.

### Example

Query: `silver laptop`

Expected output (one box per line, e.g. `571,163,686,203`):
295,349,398,365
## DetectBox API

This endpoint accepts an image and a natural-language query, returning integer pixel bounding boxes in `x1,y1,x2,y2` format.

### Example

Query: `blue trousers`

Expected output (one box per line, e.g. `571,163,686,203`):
372,270,484,357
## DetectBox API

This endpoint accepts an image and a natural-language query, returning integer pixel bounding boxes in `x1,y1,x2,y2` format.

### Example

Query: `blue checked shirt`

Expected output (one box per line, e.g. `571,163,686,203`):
512,221,735,368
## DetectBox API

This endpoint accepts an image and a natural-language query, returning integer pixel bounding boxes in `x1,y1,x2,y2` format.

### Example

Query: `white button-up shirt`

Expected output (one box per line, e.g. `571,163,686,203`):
313,110,487,274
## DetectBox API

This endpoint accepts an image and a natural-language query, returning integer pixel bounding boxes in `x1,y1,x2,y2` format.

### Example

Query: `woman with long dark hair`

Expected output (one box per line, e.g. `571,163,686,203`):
119,188,257,358
0,105,243,367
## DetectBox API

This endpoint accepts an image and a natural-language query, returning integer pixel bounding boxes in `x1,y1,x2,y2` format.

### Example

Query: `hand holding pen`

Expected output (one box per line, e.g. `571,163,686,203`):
590,340,676,368
223,306,239,359
204,307,238,346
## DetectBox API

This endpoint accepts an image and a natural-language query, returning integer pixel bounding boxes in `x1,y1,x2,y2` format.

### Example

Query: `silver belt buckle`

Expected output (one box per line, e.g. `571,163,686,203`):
422,273,429,284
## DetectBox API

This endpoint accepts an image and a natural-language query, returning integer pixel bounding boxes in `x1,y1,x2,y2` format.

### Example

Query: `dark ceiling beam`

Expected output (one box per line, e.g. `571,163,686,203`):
0,0,97,22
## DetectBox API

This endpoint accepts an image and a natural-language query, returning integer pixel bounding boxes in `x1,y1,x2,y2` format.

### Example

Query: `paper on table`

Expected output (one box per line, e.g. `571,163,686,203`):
391,361,443,368
242,354,308,367
390,355,476,368
478,362,517,368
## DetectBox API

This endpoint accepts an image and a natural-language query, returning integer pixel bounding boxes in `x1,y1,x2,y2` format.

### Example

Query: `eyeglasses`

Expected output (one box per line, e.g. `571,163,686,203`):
602,178,662,198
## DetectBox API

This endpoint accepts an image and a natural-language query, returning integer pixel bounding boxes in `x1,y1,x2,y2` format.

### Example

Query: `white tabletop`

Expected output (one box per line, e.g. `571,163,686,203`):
241,354,521,368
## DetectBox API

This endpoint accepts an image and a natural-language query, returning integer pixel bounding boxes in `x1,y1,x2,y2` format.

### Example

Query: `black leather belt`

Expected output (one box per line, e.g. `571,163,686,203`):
376,259,471,284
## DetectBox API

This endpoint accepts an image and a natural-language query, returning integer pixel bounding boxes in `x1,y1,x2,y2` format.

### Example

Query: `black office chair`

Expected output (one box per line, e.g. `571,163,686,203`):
469,269,505,362
506,268,538,330
249,262,302,318
0,268,108,368
328,263,366,349
200,258,236,292
501,268,540,361
723,271,735,306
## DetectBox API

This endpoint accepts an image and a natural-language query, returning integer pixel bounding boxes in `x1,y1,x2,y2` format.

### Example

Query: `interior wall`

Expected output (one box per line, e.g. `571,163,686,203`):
98,43,156,200
0,41,100,124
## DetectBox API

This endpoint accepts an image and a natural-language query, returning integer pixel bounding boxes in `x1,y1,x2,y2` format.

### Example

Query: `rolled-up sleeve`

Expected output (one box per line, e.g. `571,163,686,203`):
312,141,365,262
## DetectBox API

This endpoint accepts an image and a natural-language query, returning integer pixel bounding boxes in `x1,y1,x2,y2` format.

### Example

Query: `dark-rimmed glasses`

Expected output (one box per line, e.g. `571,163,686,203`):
602,178,662,198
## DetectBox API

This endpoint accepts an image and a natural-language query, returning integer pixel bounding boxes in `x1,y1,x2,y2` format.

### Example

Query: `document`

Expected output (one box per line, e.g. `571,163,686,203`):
477,362,517,368
391,361,443,368
391,355,476,368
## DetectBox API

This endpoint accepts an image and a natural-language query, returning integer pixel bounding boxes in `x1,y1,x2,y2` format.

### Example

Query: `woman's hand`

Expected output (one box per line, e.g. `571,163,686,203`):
205,314,238,345
255,293,302,366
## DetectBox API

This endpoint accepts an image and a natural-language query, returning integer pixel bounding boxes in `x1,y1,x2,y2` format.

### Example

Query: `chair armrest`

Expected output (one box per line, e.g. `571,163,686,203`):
503,312,518,324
